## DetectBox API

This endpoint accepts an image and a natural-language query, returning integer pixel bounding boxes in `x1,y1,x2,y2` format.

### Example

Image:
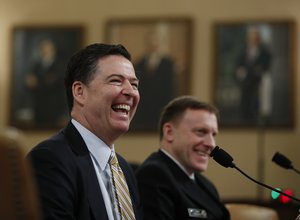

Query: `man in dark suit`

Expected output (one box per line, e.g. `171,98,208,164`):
25,39,66,127
235,26,272,124
27,43,141,220
136,96,230,220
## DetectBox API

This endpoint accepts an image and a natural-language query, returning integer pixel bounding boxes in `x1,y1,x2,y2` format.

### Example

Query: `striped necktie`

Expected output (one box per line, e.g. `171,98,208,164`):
109,152,136,220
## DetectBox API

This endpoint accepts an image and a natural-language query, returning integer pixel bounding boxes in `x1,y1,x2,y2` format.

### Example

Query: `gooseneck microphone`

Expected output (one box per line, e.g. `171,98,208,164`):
210,146,300,203
272,152,300,175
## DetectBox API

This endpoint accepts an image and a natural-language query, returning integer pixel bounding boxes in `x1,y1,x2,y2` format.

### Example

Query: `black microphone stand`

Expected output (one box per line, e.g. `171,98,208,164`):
210,146,300,203
210,145,300,219
293,168,300,175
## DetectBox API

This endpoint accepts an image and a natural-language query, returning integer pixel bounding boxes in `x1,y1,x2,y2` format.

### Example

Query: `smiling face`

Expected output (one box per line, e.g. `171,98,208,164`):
71,55,140,146
164,109,218,174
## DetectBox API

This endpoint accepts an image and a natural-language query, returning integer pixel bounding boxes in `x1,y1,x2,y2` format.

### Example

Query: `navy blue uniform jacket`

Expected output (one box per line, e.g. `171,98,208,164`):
136,150,230,220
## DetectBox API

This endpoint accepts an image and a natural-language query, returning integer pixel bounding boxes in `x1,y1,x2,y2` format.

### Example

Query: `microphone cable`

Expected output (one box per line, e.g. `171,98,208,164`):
210,146,300,204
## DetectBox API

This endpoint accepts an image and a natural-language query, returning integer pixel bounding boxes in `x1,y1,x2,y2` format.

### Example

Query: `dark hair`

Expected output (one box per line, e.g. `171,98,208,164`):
158,96,219,140
64,43,132,112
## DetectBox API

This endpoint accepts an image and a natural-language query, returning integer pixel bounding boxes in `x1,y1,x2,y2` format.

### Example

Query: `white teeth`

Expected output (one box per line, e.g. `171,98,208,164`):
112,104,130,112
196,150,207,156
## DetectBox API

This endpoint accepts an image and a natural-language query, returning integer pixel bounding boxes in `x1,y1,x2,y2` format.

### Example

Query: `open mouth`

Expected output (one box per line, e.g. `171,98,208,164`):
195,149,208,157
112,104,130,115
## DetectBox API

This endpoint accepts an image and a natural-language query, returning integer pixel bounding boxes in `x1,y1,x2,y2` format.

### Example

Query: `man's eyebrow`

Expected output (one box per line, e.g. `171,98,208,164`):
107,74,139,81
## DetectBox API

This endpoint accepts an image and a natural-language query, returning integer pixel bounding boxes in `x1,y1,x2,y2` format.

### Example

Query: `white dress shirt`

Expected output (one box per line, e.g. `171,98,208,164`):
72,119,120,220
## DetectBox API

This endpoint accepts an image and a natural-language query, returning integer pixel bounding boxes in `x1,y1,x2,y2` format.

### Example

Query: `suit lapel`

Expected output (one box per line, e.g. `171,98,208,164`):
180,174,217,217
157,151,220,218
194,174,230,219
64,122,109,220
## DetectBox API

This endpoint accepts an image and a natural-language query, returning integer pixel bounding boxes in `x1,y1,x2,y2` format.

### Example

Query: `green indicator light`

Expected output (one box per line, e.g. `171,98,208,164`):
271,187,281,200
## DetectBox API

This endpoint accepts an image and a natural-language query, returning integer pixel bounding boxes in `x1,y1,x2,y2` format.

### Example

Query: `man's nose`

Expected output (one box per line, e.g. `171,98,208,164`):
122,80,137,96
204,134,216,152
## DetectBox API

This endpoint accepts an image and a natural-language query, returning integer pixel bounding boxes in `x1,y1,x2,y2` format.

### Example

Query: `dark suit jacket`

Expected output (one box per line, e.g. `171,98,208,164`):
136,150,230,220
27,122,141,220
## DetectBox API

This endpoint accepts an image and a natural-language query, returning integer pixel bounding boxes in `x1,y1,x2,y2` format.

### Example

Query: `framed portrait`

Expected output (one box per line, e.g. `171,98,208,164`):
10,25,84,129
213,20,296,128
105,18,193,132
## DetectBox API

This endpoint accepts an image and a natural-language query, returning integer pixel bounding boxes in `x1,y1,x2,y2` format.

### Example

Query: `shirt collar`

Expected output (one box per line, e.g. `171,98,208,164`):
71,119,112,171
160,148,195,180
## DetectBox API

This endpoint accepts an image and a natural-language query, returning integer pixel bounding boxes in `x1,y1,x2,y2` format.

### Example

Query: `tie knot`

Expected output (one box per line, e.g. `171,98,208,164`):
109,151,118,166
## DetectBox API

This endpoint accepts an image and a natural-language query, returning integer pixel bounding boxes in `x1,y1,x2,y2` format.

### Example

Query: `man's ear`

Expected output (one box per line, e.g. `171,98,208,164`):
72,81,85,105
163,123,175,142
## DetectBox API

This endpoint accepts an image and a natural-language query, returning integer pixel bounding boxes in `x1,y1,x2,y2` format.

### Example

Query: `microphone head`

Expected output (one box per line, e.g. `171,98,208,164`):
210,146,235,168
272,152,293,169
